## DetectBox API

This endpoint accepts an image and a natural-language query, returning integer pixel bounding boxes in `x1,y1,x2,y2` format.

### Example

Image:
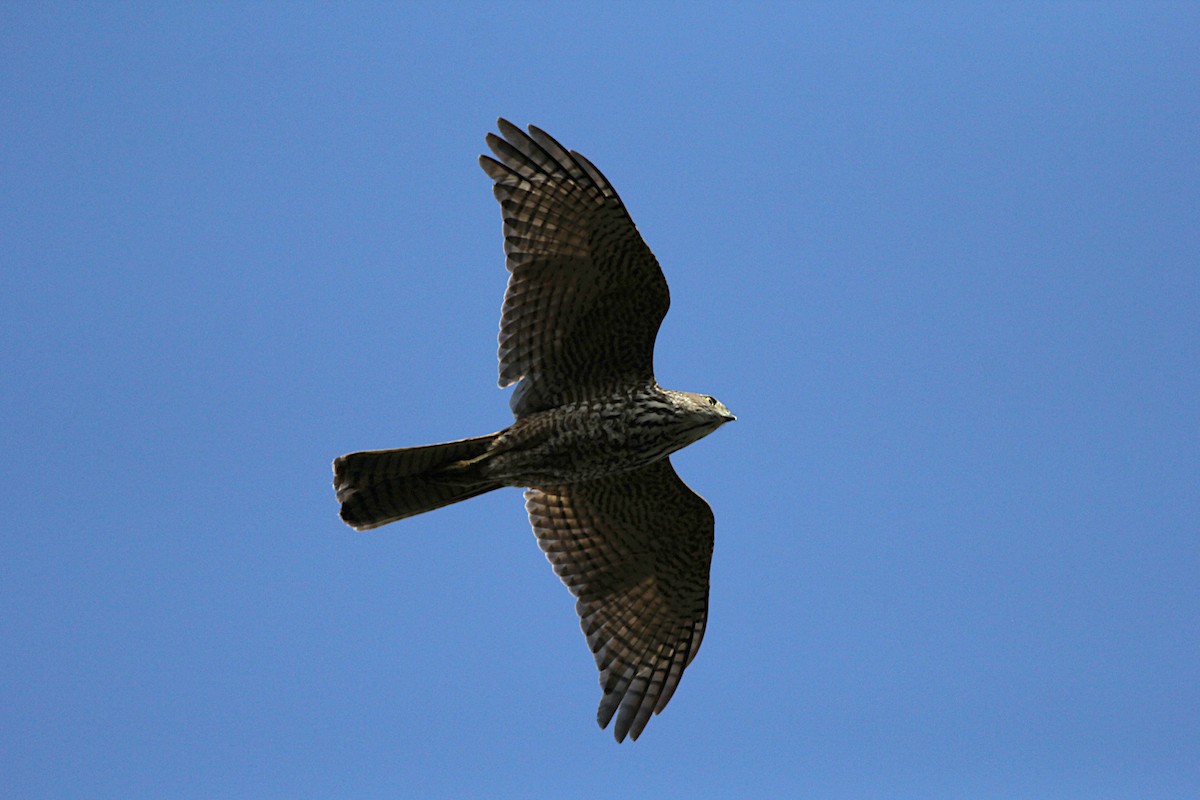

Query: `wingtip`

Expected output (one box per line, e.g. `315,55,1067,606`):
598,691,642,743
605,719,630,744
495,117,522,141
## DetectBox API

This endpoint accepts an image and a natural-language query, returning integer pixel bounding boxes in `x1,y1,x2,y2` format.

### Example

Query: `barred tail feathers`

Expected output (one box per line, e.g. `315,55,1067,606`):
333,433,502,530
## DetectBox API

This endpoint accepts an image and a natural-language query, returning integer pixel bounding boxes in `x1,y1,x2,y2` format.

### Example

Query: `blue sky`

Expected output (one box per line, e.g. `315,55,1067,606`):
2,3,1197,798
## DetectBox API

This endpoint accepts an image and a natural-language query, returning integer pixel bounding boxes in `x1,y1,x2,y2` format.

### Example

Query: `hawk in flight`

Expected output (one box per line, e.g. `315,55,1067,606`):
333,119,734,741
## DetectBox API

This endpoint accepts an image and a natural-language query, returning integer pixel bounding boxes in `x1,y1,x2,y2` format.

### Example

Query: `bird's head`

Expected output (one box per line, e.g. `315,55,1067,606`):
669,390,737,429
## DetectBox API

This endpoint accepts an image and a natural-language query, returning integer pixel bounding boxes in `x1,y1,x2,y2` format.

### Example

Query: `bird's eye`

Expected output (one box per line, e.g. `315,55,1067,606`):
706,396,717,406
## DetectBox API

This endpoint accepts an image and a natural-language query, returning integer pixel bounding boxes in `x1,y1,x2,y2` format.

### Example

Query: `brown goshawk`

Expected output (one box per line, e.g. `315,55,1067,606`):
333,119,734,742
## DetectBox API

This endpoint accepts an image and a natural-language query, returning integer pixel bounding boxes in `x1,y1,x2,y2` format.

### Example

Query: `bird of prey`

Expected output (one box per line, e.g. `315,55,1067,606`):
333,119,734,742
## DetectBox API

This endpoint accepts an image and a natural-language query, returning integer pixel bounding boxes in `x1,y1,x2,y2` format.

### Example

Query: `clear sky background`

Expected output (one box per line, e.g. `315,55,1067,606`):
3,3,1197,798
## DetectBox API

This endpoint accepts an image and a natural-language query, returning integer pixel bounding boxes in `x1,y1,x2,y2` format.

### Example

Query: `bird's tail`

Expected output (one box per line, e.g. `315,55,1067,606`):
333,433,503,530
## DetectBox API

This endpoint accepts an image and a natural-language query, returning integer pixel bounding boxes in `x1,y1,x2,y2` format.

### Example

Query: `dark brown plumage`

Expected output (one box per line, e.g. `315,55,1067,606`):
334,120,733,741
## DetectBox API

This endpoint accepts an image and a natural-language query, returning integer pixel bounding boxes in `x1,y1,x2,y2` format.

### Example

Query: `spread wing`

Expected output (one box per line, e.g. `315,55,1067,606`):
479,119,670,416
525,459,714,742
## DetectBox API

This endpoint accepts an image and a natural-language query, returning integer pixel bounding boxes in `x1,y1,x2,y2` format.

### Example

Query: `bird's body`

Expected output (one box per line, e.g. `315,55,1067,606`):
485,385,729,486
334,120,733,742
